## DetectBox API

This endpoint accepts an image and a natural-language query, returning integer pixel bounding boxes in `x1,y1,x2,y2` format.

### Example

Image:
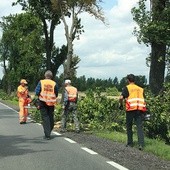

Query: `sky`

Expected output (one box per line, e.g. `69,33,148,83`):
0,0,150,82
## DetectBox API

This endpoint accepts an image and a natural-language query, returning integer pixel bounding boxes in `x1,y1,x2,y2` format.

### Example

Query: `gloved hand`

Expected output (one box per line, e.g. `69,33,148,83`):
31,96,40,109
34,98,40,110
119,104,123,110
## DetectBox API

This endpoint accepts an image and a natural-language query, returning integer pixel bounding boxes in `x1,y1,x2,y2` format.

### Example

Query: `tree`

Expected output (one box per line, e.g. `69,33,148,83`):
0,13,44,92
74,75,86,91
113,76,119,88
51,0,105,79
14,0,67,76
118,75,147,92
118,77,127,92
86,77,96,89
131,0,170,95
135,75,147,87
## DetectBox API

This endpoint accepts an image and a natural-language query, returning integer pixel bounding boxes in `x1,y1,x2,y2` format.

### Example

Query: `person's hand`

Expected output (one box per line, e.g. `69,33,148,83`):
119,104,123,110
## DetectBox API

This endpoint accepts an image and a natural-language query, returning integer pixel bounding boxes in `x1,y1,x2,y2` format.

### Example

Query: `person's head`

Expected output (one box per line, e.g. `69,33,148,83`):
45,70,53,79
127,74,135,83
20,79,28,86
64,79,71,86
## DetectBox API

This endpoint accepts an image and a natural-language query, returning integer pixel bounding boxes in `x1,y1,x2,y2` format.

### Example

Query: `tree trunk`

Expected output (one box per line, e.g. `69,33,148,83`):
65,39,73,79
149,42,166,95
42,18,55,70
149,0,167,95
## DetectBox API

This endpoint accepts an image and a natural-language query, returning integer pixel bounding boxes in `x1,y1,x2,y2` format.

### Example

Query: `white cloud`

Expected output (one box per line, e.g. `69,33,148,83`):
0,0,150,81
0,1,22,19
70,0,150,80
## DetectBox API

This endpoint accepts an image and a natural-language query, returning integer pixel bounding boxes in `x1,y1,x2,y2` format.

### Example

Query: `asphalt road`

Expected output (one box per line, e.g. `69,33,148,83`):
0,102,129,170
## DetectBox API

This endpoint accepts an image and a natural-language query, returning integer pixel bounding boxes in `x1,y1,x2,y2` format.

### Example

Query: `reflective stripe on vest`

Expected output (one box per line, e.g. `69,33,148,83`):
39,79,57,106
126,84,146,111
65,86,77,102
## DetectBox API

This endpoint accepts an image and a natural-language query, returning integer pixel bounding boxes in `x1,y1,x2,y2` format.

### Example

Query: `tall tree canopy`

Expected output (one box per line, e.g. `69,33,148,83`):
14,0,68,76
132,0,170,95
51,0,105,79
0,12,44,92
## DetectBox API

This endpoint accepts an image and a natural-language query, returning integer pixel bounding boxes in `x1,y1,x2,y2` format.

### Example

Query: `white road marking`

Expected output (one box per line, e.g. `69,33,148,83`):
64,138,77,143
81,147,98,155
107,161,129,170
0,102,18,113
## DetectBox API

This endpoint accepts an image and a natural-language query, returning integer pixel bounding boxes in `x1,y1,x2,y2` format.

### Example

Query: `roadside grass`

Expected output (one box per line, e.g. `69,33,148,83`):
94,131,170,161
4,99,18,106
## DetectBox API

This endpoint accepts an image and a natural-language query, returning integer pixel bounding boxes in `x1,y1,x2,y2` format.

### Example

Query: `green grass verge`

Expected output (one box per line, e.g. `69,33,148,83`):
94,131,170,161
5,100,18,106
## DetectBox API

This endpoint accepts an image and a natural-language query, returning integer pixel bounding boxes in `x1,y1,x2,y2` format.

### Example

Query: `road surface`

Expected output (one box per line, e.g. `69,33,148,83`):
0,102,128,170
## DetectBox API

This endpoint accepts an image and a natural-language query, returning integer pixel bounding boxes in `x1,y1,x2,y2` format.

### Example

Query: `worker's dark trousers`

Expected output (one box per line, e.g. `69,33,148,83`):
126,110,144,147
61,102,80,131
40,103,54,137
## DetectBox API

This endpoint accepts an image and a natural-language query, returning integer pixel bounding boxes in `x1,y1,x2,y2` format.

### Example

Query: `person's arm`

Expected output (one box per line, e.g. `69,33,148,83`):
75,91,78,103
17,86,23,93
35,81,41,96
18,86,27,93
63,89,69,107
17,86,23,97
54,83,58,97
119,95,124,106
119,87,129,109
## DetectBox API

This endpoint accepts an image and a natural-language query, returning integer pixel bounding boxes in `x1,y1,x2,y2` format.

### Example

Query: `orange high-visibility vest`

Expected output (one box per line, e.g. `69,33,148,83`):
126,84,146,111
39,79,57,106
17,85,28,99
65,86,77,102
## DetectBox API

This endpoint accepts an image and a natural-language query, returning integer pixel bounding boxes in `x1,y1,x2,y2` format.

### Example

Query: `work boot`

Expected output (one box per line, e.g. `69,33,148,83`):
20,121,26,124
75,129,80,133
139,145,143,151
43,136,51,140
126,143,133,147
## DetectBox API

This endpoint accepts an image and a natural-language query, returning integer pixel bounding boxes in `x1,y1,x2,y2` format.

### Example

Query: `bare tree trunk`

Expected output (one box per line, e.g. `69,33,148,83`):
149,43,166,95
149,0,167,95
61,9,74,80
65,38,73,79
42,18,55,70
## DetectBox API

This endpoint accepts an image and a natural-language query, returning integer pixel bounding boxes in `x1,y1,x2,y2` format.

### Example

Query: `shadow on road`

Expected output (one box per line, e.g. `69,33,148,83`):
0,134,51,158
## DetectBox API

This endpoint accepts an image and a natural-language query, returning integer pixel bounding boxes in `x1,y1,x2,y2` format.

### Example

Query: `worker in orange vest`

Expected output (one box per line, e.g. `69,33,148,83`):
17,79,31,124
119,74,146,150
60,79,80,133
35,70,58,140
